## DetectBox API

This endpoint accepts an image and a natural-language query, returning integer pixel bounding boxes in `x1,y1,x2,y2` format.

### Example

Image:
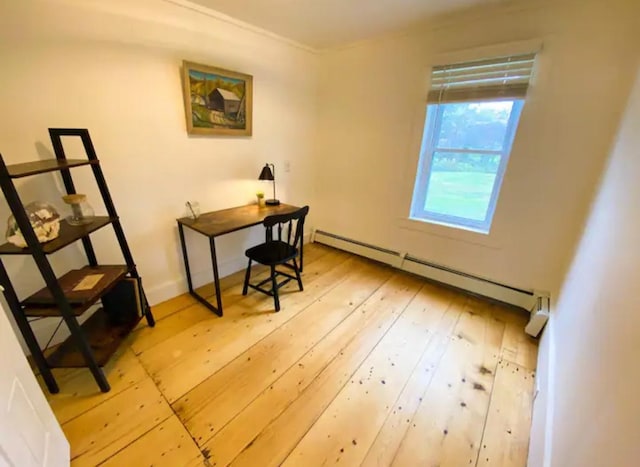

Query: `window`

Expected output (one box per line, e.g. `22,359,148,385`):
411,53,535,233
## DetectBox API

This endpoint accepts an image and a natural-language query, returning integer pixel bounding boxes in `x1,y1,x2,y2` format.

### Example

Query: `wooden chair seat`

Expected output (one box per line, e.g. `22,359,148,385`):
245,241,298,265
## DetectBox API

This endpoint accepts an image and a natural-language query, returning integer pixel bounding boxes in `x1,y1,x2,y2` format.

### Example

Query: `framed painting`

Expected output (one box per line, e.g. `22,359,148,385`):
181,60,253,136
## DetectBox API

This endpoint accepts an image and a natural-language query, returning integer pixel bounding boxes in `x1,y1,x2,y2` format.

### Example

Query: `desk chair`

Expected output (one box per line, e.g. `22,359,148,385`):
242,206,309,311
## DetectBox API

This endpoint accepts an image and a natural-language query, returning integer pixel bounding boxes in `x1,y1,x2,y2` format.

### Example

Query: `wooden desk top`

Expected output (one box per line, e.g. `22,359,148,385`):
177,203,300,237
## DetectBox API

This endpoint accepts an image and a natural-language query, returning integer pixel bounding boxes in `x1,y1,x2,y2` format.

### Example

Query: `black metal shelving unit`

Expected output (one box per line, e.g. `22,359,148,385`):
0,128,155,394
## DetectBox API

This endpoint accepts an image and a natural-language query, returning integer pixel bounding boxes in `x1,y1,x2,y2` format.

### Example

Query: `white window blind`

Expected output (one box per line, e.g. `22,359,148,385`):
427,53,536,104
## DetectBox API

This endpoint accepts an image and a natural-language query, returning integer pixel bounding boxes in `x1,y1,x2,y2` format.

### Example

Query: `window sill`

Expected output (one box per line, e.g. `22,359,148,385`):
410,215,489,235
396,217,503,250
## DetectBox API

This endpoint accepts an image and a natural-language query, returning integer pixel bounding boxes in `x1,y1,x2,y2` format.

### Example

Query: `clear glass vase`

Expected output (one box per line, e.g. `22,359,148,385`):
62,194,95,226
6,201,61,247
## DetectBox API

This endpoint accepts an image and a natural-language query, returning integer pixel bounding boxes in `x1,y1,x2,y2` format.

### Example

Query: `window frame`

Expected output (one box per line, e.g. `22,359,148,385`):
410,98,524,233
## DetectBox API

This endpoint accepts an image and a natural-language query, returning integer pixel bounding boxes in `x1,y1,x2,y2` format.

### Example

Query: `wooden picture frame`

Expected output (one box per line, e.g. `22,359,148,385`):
181,60,253,136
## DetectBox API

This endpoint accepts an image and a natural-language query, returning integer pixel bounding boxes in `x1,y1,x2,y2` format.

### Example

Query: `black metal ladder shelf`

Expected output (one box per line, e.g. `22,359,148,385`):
0,128,155,394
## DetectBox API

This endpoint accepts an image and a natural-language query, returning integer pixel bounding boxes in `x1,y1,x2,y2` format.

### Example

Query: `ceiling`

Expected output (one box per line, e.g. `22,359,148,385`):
189,0,504,49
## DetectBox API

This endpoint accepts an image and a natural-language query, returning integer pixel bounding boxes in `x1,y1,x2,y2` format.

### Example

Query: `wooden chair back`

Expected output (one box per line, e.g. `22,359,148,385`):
263,206,309,249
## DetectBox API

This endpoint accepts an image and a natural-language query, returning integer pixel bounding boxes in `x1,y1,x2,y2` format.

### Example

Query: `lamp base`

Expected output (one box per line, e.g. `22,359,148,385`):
265,199,280,206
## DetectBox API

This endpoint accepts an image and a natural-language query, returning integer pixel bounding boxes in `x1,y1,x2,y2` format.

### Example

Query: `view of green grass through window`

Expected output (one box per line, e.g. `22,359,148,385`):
425,157,498,221
412,99,523,232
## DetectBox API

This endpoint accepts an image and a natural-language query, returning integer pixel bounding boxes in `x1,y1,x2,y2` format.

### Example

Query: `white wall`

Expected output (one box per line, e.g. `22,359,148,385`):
529,65,640,466
314,0,639,293
0,0,318,345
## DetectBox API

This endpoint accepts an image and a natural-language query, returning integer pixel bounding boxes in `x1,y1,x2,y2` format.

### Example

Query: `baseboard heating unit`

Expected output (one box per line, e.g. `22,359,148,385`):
313,229,548,336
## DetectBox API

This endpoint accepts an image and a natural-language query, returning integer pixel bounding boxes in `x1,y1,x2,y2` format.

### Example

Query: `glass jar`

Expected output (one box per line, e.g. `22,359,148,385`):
185,201,200,220
62,194,95,225
6,201,61,247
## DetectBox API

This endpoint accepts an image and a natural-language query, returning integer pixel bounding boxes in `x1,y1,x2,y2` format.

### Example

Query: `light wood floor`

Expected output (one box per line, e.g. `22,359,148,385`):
40,243,538,467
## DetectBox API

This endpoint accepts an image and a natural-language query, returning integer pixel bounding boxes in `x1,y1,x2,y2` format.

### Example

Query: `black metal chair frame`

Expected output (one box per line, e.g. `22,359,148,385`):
242,206,309,311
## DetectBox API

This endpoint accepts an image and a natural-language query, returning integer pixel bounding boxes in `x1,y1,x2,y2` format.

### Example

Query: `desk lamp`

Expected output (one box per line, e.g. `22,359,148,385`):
258,163,280,206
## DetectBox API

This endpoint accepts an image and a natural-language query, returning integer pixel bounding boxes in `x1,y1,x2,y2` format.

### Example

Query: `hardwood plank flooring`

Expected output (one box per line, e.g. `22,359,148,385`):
476,361,535,467
281,283,460,466
40,347,148,425
100,415,204,467
174,261,394,443
202,273,423,466
391,298,506,466
40,243,538,466
65,378,173,466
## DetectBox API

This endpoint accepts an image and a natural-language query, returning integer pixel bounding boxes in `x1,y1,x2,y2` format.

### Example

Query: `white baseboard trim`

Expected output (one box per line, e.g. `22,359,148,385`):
402,256,537,310
527,312,556,467
144,278,187,307
526,312,555,467
314,229,539,311
543,316,556,467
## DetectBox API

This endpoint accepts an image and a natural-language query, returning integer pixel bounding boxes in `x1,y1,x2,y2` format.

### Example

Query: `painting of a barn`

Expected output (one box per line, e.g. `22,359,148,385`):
208,88,241,116
182,60,253,136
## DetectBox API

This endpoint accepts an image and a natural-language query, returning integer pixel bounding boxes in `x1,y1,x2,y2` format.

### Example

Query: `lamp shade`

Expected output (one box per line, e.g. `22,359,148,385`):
258,164,274,181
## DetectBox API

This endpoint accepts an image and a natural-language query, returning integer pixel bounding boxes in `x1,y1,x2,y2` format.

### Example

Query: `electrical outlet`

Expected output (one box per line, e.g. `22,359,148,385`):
284,160,291,172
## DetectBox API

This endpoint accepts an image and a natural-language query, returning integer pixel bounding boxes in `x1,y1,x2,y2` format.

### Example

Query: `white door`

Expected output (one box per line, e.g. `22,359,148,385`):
0,302,69,467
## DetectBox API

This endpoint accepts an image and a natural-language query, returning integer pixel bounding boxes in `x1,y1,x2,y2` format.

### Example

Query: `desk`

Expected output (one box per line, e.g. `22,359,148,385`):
177,203,301,316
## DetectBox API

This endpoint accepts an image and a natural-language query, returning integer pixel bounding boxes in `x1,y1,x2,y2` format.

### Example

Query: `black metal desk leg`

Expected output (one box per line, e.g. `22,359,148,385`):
178,223,222,316
177,223,194,293
209,237,224,316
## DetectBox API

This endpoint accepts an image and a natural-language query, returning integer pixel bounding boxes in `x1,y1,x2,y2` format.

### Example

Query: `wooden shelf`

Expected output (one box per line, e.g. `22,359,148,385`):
0,129,154,393
46,307,141,368
0,217,114,255
6,159,98,178
24,303,87,318
21,265,129,316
